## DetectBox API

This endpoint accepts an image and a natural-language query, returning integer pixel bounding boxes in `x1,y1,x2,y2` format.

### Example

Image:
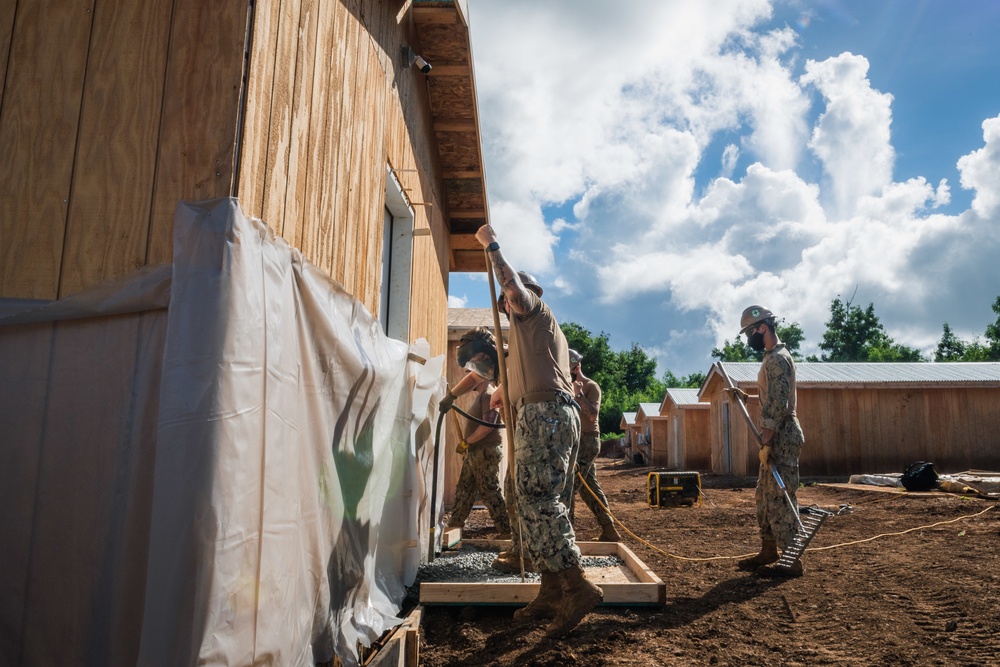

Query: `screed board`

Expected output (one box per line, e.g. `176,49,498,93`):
420,540,665,606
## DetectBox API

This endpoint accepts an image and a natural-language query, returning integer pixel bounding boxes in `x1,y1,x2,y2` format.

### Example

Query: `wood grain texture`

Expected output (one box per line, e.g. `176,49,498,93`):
0,0,93,298
146,0,247,266
59,1,173,297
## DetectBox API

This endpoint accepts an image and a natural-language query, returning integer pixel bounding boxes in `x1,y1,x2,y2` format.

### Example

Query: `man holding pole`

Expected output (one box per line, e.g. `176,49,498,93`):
475,223,603,638
734,305,806,577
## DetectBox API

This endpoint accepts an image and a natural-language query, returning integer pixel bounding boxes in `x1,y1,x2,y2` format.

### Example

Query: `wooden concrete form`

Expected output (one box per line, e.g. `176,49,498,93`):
420,540,666,606
352,606,422,667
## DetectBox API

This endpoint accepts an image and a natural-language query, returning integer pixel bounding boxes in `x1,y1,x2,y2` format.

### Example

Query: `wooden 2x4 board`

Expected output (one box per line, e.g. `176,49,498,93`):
420,539,665,606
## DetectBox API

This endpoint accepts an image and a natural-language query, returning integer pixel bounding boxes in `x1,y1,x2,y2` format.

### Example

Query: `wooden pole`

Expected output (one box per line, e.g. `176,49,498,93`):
484,249,525,579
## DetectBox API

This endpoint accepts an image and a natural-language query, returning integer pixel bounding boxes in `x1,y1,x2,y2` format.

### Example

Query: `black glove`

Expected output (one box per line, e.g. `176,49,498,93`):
439,392,456,413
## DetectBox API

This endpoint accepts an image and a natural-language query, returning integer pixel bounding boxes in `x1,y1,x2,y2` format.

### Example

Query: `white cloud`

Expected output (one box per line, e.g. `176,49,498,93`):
467,1,1000,374
800,53,895,217
957,115,1000,217
448,294,468,308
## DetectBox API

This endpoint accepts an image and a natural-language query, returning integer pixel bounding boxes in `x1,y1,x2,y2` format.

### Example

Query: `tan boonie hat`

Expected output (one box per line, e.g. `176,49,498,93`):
739,305,774,334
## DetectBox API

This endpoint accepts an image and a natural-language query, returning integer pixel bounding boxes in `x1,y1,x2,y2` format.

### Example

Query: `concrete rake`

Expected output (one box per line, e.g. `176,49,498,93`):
714,361,831,571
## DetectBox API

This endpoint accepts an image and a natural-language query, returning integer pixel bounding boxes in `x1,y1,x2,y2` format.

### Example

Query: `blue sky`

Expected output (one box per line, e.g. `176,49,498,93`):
450,0,1000,377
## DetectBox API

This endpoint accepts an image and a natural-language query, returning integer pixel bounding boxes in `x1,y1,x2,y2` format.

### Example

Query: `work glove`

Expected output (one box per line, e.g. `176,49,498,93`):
439,391,456,413
758,444,771,466
727,387,749,403
455,439,469,455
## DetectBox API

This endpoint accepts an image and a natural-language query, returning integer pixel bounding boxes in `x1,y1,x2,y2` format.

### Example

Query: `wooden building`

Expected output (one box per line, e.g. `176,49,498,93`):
0,0,489,355
0,1,493,664
444,307,509,509
620,411,638,459
700,362,1000,477
653,388,711,470
632,402,660,465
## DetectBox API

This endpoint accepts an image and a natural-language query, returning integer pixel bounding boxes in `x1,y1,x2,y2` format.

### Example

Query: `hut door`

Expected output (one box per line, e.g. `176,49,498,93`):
671,415,679,468
721,403,732,474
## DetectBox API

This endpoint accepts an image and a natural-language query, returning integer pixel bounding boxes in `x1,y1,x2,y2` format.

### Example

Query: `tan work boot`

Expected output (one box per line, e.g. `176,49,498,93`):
757,559,804,578
513,571,561,623
594,522,622,542
545,564,604,638
492,551,536,574
736,536,778,571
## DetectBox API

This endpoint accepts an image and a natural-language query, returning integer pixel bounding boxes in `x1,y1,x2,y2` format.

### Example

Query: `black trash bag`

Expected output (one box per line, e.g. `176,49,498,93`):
900,461,939,492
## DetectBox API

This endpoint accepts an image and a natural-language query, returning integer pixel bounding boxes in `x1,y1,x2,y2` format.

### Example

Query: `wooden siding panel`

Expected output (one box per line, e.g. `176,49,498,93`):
261,0,303,236
300,0,348,276
279,0,318,251
332,13,363,295
0,0,93,299
59,1,173,297
685,409,712,471
0,0,16,111
147,1,247,266
236,0,281,220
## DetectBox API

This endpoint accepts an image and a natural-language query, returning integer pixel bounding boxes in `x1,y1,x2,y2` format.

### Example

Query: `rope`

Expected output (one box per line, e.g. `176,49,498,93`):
573,469,998,562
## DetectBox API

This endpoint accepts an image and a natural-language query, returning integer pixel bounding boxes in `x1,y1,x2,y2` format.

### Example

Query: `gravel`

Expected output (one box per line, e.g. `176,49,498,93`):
413,545,624,584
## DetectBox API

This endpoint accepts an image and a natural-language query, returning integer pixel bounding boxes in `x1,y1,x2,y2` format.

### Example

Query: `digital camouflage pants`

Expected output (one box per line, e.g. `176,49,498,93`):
755,417,804,550
509,400,581,572
572,432,613,526
505,409,579,558
449,444,511,533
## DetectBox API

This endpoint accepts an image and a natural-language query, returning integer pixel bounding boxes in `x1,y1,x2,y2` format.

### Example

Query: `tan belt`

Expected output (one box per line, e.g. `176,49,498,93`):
515,390,577,413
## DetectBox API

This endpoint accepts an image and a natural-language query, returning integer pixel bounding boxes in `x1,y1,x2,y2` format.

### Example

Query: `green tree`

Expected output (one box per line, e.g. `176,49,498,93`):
663,370,707,388
985,296,1000,360
560,323,690,434
818,297,924,362
934,322,966,362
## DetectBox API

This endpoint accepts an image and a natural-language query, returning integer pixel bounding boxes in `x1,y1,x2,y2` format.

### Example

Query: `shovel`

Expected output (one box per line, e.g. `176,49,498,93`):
714,361,831,570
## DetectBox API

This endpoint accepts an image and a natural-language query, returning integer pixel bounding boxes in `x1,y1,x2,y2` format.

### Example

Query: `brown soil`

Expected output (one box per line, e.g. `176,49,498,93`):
418,461,1000,667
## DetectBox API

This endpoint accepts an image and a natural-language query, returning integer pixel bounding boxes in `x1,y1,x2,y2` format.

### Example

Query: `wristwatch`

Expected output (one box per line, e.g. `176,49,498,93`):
487,241,500,252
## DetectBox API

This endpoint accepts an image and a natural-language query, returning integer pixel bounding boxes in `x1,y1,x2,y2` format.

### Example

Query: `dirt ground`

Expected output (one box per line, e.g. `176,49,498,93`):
417,461,1000,667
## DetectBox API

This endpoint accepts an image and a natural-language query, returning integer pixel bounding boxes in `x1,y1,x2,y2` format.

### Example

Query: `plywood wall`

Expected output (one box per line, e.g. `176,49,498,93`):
1,0,450,356
236,0,450,354
0,0,246,299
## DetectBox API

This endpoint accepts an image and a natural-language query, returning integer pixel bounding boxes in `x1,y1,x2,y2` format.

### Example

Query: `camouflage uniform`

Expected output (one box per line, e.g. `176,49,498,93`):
515,398,582,571
450,386,510,533
755,342,804,550
571,375,611,526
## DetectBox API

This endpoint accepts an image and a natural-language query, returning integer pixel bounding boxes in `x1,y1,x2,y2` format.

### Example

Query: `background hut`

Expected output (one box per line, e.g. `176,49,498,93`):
654,388,711,470
701,361,1000,477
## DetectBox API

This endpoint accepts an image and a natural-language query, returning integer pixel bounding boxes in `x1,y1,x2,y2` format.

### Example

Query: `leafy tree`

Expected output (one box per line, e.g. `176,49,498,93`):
934,323,966,362
663,370,706,389
817,297,924,362
560,323,697,434
934,297,1000,362
985,296,1000,360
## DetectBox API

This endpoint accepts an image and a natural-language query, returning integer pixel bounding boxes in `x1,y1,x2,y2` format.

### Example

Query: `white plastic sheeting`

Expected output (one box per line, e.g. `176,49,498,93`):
0,198,446,666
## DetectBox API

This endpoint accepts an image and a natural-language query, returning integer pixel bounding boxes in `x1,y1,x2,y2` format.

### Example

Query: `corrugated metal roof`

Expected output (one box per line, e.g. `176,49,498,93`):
621,411,637,425
716,361,1000,385
637,402,660,418
664,387,704,406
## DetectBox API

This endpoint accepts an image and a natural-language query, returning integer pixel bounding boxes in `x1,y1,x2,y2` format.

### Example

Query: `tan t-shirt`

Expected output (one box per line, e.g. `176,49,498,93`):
577,377,601,435
506,294,574,408
465,387,502,447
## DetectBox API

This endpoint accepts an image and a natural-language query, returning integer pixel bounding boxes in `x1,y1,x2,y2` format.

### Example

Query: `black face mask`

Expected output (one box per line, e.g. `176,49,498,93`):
747,330,766,351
